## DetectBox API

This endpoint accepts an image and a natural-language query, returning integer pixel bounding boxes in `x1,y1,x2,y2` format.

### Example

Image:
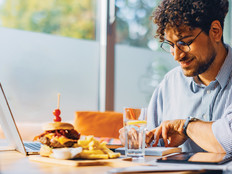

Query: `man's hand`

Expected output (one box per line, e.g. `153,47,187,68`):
119,127,157,147
119,127,139,148
148,119,188,147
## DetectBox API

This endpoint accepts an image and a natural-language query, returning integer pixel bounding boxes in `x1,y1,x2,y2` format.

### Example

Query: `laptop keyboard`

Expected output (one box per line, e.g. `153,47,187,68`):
24,142,41,152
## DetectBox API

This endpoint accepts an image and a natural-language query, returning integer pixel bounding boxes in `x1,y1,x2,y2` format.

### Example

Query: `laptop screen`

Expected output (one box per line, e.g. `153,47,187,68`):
0,83,27,155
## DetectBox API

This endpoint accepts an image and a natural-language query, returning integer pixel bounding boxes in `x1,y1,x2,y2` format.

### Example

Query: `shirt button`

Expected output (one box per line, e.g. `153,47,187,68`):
203,114,207,120
206,90,211,94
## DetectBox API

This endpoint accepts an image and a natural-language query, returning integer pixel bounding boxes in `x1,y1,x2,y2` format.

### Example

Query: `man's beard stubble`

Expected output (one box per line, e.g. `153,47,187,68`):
183,40,217,77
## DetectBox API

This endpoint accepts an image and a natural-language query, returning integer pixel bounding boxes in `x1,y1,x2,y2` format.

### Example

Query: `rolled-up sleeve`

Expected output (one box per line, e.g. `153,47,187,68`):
212,105,232,153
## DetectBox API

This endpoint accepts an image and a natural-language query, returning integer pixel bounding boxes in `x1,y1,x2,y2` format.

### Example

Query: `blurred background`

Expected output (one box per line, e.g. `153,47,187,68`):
0,0,230,122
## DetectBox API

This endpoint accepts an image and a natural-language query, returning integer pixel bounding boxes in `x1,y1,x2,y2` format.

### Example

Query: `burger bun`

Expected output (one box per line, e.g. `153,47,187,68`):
42,122,74,131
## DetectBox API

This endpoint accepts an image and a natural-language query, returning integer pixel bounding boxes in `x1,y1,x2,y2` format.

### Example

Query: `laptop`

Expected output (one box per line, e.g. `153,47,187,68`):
0,83,41,155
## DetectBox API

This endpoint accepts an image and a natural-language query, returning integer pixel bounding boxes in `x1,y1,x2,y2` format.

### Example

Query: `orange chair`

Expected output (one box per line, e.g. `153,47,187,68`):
74,111,123,139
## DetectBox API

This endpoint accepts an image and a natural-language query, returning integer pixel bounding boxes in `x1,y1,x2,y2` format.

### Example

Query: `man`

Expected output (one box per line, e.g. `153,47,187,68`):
119,0,232,153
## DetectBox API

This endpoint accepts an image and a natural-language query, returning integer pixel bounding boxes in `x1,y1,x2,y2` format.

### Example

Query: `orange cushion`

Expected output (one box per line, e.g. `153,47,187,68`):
74,111,123,139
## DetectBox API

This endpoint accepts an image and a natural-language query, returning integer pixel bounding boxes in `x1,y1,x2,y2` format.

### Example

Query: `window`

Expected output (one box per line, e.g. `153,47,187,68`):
114,0,177,111
0,0,231,122
0,0,99,122
0,0,96,40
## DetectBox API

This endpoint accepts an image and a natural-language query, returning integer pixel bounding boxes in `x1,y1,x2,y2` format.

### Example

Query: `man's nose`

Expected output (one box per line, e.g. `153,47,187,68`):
171,46,186,61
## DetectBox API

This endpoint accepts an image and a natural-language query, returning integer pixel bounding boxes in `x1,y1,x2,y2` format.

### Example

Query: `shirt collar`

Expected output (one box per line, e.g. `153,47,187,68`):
216,45,232,89
189,77,203,93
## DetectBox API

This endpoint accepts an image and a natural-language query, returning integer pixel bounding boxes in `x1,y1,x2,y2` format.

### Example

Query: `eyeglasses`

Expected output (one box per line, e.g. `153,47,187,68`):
161,30,203,53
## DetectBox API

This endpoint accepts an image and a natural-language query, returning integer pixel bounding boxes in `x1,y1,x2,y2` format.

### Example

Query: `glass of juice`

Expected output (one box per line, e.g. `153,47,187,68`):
123,107,147,158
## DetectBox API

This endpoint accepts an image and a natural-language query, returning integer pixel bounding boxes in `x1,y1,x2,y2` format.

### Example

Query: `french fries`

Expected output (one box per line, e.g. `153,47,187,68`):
75,136,120,159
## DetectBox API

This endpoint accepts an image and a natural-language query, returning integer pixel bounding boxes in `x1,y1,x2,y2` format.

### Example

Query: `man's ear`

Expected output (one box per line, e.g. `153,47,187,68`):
209,20,223,42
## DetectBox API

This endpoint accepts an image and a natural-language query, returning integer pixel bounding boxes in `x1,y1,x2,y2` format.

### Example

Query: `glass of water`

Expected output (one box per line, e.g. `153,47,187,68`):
123,107,147,158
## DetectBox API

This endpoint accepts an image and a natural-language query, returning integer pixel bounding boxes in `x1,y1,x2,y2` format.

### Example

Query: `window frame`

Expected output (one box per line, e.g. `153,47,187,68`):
98,0,116,111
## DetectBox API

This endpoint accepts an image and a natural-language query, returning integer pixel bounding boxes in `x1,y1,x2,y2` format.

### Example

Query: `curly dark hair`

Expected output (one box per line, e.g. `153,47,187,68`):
153,0,229,41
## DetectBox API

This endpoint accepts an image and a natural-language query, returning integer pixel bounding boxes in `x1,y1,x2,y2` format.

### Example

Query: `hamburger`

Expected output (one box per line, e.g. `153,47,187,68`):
34,122,80,157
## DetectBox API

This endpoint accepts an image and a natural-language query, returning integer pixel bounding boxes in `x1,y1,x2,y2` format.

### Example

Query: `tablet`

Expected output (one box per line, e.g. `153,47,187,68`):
157,152,232,165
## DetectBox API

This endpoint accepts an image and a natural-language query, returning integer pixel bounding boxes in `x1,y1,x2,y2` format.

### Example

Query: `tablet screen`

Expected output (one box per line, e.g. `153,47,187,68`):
157,152,232,165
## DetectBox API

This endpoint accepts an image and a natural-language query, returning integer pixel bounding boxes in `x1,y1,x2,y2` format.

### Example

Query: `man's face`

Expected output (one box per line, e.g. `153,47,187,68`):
164,27,216,77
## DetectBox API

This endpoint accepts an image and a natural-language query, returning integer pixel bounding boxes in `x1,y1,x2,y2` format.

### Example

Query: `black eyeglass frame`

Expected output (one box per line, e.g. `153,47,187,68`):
160,30,203,53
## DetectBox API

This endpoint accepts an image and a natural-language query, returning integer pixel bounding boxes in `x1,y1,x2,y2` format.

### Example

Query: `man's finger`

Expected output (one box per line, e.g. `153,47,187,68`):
119,127,124,134
153,126,162,146
119,127,125,146
162,124,168,147
145,131,154,145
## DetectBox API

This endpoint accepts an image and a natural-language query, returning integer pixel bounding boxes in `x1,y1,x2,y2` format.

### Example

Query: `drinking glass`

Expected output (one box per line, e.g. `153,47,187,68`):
123,107,147,158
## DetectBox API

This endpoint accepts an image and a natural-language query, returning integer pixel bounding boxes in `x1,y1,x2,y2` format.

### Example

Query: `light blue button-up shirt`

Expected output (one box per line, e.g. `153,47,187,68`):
147,45,232,153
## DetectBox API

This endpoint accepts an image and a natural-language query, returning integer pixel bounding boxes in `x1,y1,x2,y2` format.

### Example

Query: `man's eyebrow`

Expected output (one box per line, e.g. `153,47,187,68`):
164,39,174,45
178,35,193,40
165,34,194,43
161,39,172,46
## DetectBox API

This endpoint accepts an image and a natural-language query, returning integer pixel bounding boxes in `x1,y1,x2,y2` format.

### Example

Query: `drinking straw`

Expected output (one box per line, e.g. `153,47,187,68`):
128,108,136,120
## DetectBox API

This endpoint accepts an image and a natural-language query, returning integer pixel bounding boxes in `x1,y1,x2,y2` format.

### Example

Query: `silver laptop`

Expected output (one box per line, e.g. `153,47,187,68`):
0,83,41,155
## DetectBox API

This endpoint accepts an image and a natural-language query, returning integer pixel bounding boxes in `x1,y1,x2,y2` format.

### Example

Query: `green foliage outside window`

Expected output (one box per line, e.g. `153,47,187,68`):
0,0,96,40
116,0,160,50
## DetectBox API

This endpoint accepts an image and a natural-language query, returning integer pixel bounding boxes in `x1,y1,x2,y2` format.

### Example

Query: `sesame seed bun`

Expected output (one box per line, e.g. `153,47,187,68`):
42,122,74,131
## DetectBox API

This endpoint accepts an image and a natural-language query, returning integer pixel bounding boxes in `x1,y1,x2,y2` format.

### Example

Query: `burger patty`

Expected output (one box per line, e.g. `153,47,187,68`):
38,136,77,148
46,129,80,140
34,129,80,148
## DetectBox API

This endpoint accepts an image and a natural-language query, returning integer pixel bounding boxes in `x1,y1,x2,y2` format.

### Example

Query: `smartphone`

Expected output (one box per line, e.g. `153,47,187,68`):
157,152,232,165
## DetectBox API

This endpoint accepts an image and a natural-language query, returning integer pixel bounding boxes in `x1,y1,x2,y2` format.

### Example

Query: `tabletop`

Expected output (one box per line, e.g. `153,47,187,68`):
1,151,232,174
